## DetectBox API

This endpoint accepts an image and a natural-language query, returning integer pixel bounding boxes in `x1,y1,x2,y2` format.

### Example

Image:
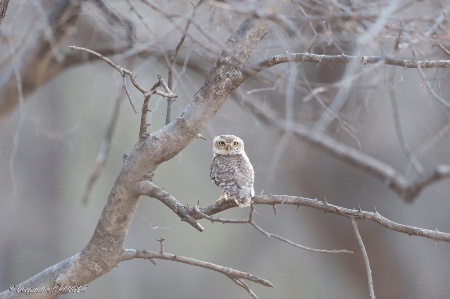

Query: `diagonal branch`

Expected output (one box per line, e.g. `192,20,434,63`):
120,249,273,288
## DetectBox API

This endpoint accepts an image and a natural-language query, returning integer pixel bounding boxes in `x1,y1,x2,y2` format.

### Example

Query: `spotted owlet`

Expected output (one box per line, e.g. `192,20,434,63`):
210,135,255,207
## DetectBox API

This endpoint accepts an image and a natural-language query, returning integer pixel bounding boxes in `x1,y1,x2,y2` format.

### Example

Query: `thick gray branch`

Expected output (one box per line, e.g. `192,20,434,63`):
0,5,279,297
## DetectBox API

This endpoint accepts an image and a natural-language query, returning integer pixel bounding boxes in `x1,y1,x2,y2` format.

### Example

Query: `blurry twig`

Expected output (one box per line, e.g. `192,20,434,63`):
165,0,205,125
351,218,375,299
244,101,450,202
210,1,297,36
403,33,450,109
388,70,424,175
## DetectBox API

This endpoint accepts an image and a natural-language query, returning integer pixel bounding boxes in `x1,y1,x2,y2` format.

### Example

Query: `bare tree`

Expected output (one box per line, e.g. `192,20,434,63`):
1,1,450,298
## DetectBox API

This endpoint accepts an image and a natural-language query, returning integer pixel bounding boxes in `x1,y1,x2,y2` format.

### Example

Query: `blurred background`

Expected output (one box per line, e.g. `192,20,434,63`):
1,0,450,298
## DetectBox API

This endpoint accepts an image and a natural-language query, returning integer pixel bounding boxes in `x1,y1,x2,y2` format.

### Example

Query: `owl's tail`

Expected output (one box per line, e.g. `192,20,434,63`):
234,197,251,208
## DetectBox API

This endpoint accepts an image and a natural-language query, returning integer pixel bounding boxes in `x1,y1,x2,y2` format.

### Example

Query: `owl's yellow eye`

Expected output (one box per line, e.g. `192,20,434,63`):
218,141,225,146
232,141,239,147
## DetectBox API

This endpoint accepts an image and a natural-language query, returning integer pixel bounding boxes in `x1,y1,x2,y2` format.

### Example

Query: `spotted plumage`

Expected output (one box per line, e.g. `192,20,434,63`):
210,135,254,207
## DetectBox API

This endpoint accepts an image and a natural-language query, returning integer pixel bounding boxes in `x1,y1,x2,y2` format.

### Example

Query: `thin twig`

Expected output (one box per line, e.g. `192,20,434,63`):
388,70,424,175
251,220,352,254
231,278,259,299
165,0,205,125
193,205,353,254
403,33,450,109
351,218,375,299
69,46,140,112
120,249,273,288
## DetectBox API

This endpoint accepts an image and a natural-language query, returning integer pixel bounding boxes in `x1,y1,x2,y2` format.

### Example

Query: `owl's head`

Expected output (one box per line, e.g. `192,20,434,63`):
213,135,245,156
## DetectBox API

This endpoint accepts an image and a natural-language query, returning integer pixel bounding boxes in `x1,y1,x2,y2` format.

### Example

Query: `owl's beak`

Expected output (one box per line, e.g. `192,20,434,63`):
225,145,232,152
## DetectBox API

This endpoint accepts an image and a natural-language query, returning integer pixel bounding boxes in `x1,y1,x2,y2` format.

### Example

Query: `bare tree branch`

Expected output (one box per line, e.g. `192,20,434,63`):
188,195,450,242
404,33,450,109
0,1,134,122
119,249,273,288
244,101,450,202
242,53,450,79
0,6,279,297
165,0,205,125
351,218,375,299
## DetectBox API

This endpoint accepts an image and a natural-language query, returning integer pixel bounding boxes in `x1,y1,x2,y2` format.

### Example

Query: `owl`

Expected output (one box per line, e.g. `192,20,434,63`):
210,135,255,207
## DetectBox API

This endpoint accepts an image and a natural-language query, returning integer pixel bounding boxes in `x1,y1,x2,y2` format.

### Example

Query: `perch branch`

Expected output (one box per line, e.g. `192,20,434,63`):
120,249,273,288
188,195,450,242
351,218,375,299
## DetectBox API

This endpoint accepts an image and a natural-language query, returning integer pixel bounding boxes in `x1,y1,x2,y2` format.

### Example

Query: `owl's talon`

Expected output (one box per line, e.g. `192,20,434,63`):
216,192,228,205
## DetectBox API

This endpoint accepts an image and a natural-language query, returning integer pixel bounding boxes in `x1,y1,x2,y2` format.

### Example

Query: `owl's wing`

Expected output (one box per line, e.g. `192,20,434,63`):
234,154,255,197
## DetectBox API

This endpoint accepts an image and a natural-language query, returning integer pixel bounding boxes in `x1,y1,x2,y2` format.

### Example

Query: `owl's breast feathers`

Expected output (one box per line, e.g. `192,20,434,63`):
210,153,255,204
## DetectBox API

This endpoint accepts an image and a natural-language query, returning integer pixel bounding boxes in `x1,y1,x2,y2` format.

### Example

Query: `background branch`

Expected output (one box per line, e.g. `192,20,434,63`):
351,218,375,299
244,101,450,202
